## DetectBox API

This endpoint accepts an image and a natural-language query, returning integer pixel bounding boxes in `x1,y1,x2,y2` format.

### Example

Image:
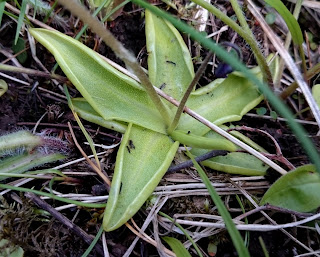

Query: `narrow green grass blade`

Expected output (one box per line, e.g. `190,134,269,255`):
64,85,101,170
160,212,203,257
74,0,110,40
235,195,250,246
185,148,250,257
130,0,320,173
0,152,65,180
15,0,27,45
0,1,5,26
264,0,303,45
43,0,59,23
81,225,103,257
0,184,106,208
259,236,270,257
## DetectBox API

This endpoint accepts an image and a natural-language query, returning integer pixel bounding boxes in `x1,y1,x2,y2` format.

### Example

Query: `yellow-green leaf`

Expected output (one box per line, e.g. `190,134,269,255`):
0,79,8,97
312,84,320,108
190,129,268,175
162,237,192,257
0,239,24,257
146,9,194,102
103,123,179,231
261,164,320,212
178,70,264,136
170,130,237,151
72,98,127,133
201,152,268,176
29,28,167,134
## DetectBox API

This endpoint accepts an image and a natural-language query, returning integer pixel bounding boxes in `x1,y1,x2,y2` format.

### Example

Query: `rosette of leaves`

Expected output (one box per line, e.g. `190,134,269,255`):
30,10,271,231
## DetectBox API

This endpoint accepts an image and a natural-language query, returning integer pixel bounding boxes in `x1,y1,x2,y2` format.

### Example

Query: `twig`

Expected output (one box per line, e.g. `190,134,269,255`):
154,87,288,175
247,0,320,130
167,150,228,173
25,192,104,255
159,212,320,231
67,122,111,187
16,122,121,140
125,221,176,256
0,64,68,82
57,0,172,126
230,178,320,256
229,126,295,169
234,203,315,221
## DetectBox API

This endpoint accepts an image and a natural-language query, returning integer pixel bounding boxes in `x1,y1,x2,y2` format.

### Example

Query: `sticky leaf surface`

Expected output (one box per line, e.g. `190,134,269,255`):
103,124,179,231
29,28,167,134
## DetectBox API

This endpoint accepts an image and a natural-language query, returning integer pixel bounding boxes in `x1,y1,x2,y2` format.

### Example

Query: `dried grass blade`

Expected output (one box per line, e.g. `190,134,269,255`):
247,0,320,130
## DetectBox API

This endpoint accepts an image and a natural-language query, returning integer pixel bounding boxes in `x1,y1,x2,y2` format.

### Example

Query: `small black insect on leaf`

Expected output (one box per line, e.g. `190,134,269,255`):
119,182,123,193
160,83,166,90
129,140,135,149
166,60,176,66
126,140,135,153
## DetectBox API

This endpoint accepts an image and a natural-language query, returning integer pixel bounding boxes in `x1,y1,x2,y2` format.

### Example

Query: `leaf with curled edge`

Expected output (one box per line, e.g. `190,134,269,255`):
146,9,194,103
30,12,271,232
103,123,179,231
72,98,127,134
190,129,268,176
29,28,168,134
260,164,320,212
177,69,264,136
162,237,192,257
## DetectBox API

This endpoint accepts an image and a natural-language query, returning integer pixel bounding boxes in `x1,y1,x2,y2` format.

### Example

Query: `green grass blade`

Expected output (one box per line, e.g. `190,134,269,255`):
101,0,131,22
75,0,110,40
43,0,59,23
0,184,106,208
235,195,250,246
81,225,104,257
185,148,250,257
264,0,303,45
159,212,203,257
265,0,307,76
15,0,27,45
64,85,101,170
130,0,320,173
0,152,65,179
259,236,270,257
0,1,5,26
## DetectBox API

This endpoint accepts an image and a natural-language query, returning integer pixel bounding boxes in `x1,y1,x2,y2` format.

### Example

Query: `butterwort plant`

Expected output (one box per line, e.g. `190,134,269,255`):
30,10,272,231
